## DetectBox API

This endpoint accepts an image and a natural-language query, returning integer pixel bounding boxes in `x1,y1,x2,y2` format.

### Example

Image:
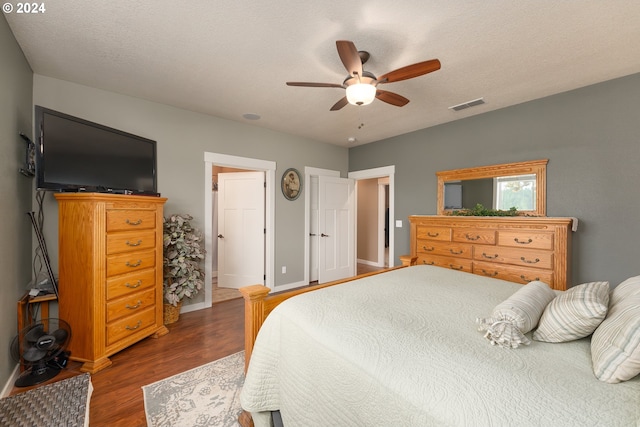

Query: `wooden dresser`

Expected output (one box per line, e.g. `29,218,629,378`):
408,216,574,290
55,193,168,373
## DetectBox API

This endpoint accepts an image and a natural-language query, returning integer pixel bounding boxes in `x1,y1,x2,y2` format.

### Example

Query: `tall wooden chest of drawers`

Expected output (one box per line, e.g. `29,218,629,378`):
408,216,574,290
55,193,168,373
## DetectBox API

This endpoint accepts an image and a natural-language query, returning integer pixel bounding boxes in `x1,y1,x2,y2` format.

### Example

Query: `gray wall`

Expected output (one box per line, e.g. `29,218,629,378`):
350,72,640,288
0,15,34,390
33,75,348,302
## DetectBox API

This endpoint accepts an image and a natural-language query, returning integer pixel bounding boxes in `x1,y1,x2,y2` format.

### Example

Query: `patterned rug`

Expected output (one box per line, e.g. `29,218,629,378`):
142,351,245,427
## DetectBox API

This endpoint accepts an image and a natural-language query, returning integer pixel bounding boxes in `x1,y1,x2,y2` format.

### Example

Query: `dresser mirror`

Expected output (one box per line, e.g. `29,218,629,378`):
436,159,547,216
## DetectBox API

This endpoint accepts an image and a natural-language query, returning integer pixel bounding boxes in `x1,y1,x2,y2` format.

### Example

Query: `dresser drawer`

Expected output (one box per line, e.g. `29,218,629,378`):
473,245,553,269
106,288,156,323
497,230,554,250
106,230,156,255
452,228,496,245
416,254,472,272
416,240,473,259
106,269,156,300
106,250,156,277
473,260,554,287
106,210,156,232
106,307,156,346
416,226,451,241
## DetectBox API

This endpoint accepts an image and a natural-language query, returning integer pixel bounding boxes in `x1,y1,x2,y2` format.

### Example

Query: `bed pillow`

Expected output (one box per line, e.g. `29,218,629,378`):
477,281,556,348
591,276,640,383
533,281,609,343
608,275,640,307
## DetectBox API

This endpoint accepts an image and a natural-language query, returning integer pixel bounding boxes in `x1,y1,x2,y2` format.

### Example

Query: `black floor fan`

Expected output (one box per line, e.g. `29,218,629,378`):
10,318,71,387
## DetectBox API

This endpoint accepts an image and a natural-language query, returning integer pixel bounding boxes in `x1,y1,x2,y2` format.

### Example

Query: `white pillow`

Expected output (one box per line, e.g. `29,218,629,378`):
591,276,640,383
533,281,609,343
477,281,556,348
608,275,640,307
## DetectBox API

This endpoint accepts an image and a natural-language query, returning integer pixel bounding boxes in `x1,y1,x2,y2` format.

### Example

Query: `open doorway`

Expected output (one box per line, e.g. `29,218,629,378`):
356,177,389,271
201,152,276,312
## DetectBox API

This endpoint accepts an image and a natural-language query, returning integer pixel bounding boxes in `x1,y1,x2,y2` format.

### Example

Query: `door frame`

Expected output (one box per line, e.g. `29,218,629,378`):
349,165,396,269
201,152,276,312
304,165,396,285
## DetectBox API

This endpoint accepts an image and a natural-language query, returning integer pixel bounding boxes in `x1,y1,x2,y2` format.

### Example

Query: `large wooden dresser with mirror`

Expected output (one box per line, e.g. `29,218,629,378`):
408,215,573,291
55,193,168,373
406,159,576,291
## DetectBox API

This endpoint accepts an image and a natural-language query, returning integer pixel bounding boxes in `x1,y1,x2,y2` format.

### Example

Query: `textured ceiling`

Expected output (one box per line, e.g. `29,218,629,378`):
5,1,640,147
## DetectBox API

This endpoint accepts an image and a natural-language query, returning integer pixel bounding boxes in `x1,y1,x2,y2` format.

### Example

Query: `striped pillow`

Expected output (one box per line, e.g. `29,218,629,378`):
533,281,609,343
591,276,640,383
477,281,556,348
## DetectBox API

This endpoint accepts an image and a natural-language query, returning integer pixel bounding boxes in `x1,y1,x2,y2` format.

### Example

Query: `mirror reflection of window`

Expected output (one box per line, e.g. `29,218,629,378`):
493,174,536,210
444,182,462,209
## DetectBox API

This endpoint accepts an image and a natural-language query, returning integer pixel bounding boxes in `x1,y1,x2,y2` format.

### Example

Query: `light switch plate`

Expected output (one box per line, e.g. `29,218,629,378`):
395,220,403,228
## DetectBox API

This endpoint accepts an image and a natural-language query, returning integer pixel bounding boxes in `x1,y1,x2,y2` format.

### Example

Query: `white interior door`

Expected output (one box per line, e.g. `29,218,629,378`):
217,171,265,288
309,176,319,282
318,176,355,283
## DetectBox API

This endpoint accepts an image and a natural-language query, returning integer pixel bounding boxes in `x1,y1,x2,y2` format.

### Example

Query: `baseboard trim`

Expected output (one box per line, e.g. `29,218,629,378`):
357,258,384,268
1,364,20,398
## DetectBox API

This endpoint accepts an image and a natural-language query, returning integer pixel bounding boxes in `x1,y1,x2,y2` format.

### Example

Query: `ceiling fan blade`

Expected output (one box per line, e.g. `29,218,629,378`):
375,89,410,107
330,96,349,111
286,82,344,88
378,59,441,84
336,40,363,78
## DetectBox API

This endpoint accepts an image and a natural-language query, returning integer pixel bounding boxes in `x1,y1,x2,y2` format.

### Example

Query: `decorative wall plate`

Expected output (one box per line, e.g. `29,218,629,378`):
281,168,302,201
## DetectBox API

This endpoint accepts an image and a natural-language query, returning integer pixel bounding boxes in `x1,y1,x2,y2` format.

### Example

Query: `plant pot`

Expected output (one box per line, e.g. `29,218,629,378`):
163,301,182,325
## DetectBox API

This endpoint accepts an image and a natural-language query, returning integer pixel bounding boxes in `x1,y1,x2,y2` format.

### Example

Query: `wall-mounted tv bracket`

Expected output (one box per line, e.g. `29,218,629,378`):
19,132,36,177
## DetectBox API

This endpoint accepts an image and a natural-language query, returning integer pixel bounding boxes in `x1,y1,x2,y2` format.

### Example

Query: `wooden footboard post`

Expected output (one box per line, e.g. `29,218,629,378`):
239,285,271,373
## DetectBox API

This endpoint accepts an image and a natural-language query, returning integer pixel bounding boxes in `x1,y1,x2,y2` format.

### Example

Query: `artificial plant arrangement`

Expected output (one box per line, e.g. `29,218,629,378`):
163,213,206,307
450,203,519,217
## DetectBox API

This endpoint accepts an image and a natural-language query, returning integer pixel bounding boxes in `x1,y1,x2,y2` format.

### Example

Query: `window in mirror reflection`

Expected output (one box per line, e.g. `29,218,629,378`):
494,174,536,210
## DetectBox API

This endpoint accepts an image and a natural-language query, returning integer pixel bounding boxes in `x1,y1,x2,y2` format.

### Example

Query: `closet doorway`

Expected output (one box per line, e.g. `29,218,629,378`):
203,153,275,311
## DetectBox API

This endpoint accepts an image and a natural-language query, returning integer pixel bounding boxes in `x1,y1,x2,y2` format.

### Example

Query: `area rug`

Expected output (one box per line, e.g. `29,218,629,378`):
142,351,244,427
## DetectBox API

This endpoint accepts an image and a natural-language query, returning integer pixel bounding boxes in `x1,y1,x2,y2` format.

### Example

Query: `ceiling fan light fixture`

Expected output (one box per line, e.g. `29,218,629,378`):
346,83,376,106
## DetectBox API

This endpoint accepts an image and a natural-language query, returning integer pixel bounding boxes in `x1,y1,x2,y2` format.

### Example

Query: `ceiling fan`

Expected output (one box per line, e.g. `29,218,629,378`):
286,40,441,111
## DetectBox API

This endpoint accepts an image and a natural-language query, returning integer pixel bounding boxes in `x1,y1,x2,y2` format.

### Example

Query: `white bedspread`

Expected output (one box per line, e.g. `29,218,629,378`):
241,266,640,427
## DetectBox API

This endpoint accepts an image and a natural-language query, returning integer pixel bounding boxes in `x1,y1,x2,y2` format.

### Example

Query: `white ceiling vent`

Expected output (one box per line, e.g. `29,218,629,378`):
448,97,485,112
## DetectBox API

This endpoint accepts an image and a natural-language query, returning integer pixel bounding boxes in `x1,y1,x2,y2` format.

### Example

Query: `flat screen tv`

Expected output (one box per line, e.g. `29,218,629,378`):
35,106,158,195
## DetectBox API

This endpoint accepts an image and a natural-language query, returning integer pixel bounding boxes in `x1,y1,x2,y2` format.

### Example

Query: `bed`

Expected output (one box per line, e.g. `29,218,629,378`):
239,266,640,426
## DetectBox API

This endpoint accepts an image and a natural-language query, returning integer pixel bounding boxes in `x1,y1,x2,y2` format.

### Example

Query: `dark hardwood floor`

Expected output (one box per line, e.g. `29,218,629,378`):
10,297,245,427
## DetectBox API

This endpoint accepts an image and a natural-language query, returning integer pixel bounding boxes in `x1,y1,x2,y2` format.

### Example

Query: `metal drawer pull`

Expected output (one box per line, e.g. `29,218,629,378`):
481,269,498,277
449,264,464,270
422,260,435,265
126,300,142,309
126,240,142,247
520,275,541,282
126,260,142,268
125,280,142,289
422,245,434,251
514,238,533,245
465,234,480,241
449,249,463,255
321,233,330,237
126,219,143,226
520,257,540,264
482,253,499,259
427,232,439,237
125,321,142,331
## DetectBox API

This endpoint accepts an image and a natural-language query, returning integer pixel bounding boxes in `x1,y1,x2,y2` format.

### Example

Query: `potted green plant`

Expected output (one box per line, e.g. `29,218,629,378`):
162,214,205,324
